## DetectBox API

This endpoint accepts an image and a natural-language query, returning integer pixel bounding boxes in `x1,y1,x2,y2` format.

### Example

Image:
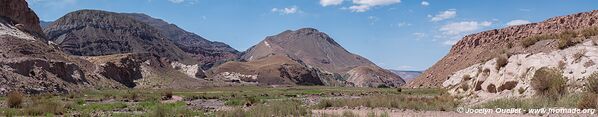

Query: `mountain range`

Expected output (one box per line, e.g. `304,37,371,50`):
0,0,404,94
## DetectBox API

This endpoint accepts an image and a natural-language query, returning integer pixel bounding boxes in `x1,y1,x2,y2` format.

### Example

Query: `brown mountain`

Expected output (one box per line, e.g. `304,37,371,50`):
44,10,193,63
238,28,405,87
408,10,598,88
0,0,126,94
123,13,239,65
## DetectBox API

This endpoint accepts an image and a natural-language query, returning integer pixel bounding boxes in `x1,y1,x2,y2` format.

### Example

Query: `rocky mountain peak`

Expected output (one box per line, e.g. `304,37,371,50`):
240,28,405,87
123,13,240,65
0,0,45,39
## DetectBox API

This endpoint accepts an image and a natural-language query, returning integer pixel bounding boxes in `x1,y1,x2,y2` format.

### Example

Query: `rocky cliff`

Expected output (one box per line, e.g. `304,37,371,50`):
0,0,45,39
410,10,598,88
124,13,239,65
44,10,192,63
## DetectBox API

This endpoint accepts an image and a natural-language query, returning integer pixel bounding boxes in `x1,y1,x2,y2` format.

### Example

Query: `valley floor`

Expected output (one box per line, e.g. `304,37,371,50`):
0,86,595,117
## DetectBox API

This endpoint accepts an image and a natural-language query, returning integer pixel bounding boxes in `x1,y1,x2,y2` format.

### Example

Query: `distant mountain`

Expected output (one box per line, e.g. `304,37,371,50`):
39,20,52,29
388,70,421,83
44,10,192,62
123,13,239,66
237,28,405,87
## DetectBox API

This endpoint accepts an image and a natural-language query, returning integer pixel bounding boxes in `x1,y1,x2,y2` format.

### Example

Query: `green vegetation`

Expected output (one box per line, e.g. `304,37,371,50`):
557,31,579,49
315,94,458,111
519,27,598,49
521,34,555,48
476,94,583,110
217,100,310,117
581,27,598,38
0,86,447,116
531,67,567,100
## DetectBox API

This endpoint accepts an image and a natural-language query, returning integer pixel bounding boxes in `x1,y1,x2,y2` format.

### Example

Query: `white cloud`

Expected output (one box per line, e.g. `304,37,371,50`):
348,0,401,12
421,1,429,6
272,6,299,15
439,21,492,35
349,5,370,12
397,65,416,70
168,0,184,3
397,22,411,27
506,20,531,26
320,0,343,6
430,9,456,22
413,33,425,38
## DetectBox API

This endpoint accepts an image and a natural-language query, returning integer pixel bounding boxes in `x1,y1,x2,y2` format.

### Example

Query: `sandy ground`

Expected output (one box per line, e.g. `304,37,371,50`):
311,109,598,117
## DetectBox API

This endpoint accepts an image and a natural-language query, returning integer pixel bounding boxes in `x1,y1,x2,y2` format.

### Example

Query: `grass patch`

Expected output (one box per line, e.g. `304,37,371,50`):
217,99,310,117
521,34,554,48
24,97,66,116
476,94,582,110
315,94,457,111
587,72,598,94
531,67,567,100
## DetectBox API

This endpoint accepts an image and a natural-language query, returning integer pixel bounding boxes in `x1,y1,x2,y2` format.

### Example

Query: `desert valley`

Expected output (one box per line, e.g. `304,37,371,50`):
1,0,598,116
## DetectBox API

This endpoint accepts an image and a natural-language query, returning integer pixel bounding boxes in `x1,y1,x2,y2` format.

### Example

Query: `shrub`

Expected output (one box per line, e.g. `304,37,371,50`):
587,72,598,94
521,34,554,48
495,56,508,70
461,83,470,91
163,90,173,100
531,67,567,100
7,91,24,108
577,93,597,109
557,31,579,49
581,27,598,38
377,84,389,88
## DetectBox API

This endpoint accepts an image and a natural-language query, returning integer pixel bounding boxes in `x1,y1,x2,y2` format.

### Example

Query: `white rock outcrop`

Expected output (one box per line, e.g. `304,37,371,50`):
171,61,204,79
444,40,598,105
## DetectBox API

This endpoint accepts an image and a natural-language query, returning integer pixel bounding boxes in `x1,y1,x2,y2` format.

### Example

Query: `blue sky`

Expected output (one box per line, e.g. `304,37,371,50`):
27,0,598,71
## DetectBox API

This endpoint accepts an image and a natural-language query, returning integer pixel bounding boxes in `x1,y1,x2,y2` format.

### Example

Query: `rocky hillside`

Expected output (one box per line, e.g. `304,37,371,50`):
239,28,405,87
0,0,126,94
44,10,192,63
123,13,239,65
410,10,598,88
